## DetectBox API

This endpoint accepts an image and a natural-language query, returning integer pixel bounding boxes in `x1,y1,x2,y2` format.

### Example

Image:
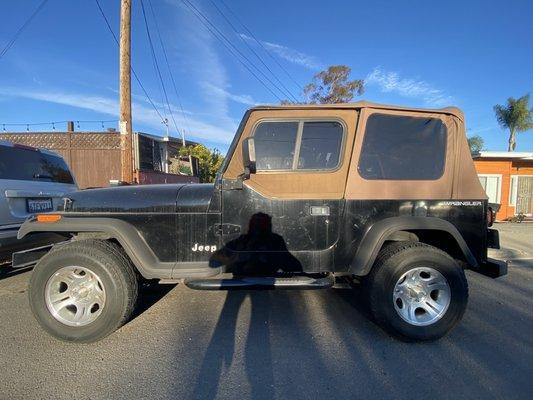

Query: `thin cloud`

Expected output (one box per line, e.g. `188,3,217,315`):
0,87,235,144
467,125,496,135
106,87,195,117
240,33,323,70
366,67,454,107
177,3,235,126
200,82,261,106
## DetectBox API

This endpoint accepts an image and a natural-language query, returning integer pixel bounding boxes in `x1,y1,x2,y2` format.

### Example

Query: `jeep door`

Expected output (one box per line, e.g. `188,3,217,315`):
220,108,357,273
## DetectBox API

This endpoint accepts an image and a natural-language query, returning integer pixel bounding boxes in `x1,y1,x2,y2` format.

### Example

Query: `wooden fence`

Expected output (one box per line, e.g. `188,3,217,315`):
0,132,122,189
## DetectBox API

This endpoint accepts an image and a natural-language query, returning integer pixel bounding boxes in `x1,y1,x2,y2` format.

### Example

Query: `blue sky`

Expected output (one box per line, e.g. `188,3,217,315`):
0,0,532,153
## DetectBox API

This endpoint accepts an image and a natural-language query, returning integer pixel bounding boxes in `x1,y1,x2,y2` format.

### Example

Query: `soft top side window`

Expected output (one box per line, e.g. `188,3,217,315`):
254,121,298,171
358,114,447,180
253,120,344,172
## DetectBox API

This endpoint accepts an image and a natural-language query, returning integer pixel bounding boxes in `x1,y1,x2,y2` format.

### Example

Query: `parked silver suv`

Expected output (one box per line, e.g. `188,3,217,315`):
0,141,77,262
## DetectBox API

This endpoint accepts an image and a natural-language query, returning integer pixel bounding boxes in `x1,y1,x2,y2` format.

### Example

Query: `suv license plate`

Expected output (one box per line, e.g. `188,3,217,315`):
27,198,53,213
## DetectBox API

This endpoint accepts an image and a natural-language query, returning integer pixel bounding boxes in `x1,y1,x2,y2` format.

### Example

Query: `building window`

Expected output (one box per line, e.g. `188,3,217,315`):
478,174,502,204
358,114,447,180
138,135,163,171
253,120,344,171
509,176,518,206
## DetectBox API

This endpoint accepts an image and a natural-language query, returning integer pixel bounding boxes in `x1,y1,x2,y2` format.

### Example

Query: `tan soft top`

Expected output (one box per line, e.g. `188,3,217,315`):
224,101,485,200
251,101,464,122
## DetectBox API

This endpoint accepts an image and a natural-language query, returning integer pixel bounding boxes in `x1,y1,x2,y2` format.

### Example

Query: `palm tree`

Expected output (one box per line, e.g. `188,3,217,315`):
494,94,533,151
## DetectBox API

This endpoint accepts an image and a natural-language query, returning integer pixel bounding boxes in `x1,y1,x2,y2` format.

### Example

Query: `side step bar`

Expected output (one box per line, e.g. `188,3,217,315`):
11,243,55,269
184,273,334,290
473,257,508,278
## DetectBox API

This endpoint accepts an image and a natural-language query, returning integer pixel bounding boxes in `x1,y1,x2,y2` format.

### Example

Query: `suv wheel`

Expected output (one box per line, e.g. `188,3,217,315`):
364,241,468,341
29,240,138,343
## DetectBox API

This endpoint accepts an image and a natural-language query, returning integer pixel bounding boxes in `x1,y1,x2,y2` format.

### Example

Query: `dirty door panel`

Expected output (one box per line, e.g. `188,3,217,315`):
220,109,357,273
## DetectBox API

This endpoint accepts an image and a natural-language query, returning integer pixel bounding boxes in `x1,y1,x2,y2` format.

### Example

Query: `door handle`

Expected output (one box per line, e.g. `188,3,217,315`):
309,206,330,216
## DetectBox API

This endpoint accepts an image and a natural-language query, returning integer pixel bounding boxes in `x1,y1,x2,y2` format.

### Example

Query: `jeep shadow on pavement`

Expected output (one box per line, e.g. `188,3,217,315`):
14,101,507,343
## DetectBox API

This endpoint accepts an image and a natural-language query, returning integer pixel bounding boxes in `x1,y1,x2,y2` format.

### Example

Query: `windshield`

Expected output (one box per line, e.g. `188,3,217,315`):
0,145,75,184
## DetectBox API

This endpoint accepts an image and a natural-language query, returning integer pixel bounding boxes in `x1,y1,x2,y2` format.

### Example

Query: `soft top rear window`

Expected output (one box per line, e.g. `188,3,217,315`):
358,114,447,180
0,145,75,184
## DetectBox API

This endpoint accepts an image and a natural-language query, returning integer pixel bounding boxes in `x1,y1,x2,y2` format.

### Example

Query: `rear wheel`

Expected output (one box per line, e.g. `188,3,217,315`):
364,241,468,341
29,240,138,343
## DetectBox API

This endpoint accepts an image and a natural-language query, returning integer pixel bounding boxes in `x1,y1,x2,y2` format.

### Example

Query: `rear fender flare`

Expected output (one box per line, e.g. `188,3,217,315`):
349,216,478,276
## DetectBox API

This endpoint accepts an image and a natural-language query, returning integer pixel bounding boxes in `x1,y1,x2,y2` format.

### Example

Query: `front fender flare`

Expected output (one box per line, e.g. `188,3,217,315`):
18,216,174,279
349,216,478,276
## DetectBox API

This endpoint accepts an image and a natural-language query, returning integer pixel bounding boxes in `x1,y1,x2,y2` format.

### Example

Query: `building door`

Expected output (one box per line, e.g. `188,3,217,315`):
516,176,533,215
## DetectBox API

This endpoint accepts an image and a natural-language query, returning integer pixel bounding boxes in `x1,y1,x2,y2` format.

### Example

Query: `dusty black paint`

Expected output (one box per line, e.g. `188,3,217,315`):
65,184,182,213
31,181,488,277
176,184,218,213
338,199,486,272
222,185,342,251
219,182,486,273
209,212,302,276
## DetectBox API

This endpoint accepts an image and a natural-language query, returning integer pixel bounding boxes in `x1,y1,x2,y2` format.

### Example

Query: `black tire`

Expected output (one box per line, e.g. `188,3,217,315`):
29,239,138,343
363,241,468,341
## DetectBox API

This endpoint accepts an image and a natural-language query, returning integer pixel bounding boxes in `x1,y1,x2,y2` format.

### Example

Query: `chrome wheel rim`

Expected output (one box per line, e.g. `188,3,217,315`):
393,267,451,326
45,266,106,327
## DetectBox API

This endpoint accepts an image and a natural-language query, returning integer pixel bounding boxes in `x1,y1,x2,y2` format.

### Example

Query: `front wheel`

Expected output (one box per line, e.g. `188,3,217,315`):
29,240,138,343
363,241,468,341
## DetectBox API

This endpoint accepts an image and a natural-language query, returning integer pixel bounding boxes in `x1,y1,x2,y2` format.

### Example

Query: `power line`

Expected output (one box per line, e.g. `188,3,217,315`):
180,0,284,102
140,1,171,120
1,119,118,131
0,0,50,60
1,120,117,126
187,0,291,101
94,0,166,123
140,0,182,141
207,0,298,103
147,0,192,143
139,2,166,120
218,0,304,93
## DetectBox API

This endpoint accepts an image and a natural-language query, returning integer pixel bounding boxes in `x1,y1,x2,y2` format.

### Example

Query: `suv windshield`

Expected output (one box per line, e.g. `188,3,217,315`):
0,145,75,184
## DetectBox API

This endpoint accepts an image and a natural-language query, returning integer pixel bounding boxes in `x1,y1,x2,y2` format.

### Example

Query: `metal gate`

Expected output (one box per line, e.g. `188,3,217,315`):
516,176,533,215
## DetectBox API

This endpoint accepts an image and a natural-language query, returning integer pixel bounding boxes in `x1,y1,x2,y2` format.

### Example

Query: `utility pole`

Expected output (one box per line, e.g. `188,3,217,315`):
119,0,133,183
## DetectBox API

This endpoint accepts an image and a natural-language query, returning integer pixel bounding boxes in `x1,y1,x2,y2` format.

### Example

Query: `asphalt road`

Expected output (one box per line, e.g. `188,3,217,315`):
0,227,532,400
493,222,533,257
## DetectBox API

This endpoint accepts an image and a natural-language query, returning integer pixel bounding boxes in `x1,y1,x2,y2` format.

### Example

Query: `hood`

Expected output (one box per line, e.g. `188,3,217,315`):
64,184,186,213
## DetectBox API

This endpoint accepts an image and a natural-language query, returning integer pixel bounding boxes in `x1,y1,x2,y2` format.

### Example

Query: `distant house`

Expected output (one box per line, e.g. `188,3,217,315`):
473,151,533,220
135,131,200,185
0,122,200,189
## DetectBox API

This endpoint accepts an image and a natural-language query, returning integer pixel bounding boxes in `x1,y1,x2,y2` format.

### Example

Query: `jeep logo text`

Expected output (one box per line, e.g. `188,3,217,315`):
191,243,217,252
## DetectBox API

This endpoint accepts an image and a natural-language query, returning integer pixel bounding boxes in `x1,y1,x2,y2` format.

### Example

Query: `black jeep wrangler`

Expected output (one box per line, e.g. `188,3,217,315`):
16,102,506,343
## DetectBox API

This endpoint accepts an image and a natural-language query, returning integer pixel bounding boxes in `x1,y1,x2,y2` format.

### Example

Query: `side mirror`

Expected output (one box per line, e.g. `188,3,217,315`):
242,137,256,177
